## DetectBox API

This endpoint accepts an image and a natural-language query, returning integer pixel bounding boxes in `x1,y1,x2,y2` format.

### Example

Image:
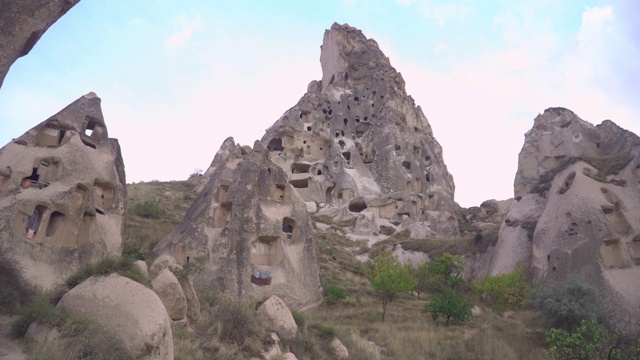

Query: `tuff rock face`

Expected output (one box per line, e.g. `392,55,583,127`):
261,23,458,238
492,108,640,316
0,0,80,88
154,138,322,309
0,93,126,289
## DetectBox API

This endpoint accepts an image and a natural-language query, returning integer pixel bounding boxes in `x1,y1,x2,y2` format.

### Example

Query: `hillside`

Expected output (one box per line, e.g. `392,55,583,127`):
125,178,548,359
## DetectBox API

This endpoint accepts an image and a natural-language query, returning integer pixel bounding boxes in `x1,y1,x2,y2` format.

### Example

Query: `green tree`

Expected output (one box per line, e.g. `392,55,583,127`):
424,285,472,326
407,261,430,299
423,253,472,326
426,253,465,290
366,251,415,322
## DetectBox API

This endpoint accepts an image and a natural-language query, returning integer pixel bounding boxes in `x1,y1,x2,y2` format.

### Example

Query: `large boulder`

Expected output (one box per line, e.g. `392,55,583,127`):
260,23,458,238
153,139,322,309
0,93,126,289
58,273,173,360
491,108,640,317
257,295,298,342
0,0,80,88
152,268,187,321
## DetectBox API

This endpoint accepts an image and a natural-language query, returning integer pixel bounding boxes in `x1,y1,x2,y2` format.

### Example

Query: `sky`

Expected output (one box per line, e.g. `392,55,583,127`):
0,0,638,207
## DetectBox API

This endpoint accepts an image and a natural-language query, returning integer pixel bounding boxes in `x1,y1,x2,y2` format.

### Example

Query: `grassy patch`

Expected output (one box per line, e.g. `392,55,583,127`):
0,244,35,314
65,256,151,289
25,315,127,360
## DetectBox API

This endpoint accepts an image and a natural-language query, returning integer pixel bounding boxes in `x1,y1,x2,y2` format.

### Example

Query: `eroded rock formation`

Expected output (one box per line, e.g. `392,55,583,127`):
261,23,458,238
0,0,80,88
0,92,126,289
153,138,322,309
492,108,640,316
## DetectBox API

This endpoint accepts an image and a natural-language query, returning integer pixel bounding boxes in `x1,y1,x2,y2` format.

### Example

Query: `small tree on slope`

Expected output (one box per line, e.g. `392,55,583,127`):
366,251,415,322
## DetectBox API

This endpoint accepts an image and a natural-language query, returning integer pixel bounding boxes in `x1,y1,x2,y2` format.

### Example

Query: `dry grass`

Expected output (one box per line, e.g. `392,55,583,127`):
125,179,198,254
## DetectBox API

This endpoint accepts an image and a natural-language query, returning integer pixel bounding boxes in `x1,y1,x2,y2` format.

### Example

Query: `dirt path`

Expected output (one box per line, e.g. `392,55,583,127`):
0,315,25,360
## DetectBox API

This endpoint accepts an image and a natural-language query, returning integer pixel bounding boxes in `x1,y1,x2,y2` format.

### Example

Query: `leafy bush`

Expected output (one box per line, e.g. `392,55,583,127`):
131,200,166,219
532,275,604,332
323,284,348,305
0,245,34,314
472,266,532,313
546,318,640,360
65,256,151,289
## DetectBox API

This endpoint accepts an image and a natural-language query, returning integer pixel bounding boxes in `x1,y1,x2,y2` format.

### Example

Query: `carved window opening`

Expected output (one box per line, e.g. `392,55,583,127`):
289,179,309,189
46,211,65,238
291,163,311,174
250,236,283,266
348,198,368,213
94,181,116,214
267,138,284,152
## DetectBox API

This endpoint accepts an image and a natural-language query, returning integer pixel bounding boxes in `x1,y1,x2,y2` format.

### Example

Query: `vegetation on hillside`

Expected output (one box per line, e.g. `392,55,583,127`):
0,244,34,314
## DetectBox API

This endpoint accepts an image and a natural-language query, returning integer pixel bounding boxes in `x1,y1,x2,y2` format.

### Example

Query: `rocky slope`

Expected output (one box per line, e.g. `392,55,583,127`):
0,93,126,289
491,108,640,317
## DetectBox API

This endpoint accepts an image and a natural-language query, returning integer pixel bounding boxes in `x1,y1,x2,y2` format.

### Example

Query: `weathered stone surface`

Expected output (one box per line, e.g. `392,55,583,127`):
257,295,298,342
58,273,173,360
0,0,80,88
153,138,322,309
152,268,187,321
0,93,126,289
492,108,640,317
177,276,201,322
260,23,458,238
331,337,349,360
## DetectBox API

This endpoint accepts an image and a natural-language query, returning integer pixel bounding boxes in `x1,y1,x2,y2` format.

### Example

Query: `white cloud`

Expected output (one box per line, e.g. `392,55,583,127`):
434,42,447,53
418,2,471,26
166,14,204,49
130,17,144,25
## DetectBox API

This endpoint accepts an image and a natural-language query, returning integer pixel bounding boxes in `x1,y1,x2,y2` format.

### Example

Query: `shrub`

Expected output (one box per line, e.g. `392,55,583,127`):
472,265,532,313
379,225,396,236
131,200,166,219
532,275,604,332
309,322,339,339
65,256,151,289
424,285,473,326
323,284,348,305
0,245,34,314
